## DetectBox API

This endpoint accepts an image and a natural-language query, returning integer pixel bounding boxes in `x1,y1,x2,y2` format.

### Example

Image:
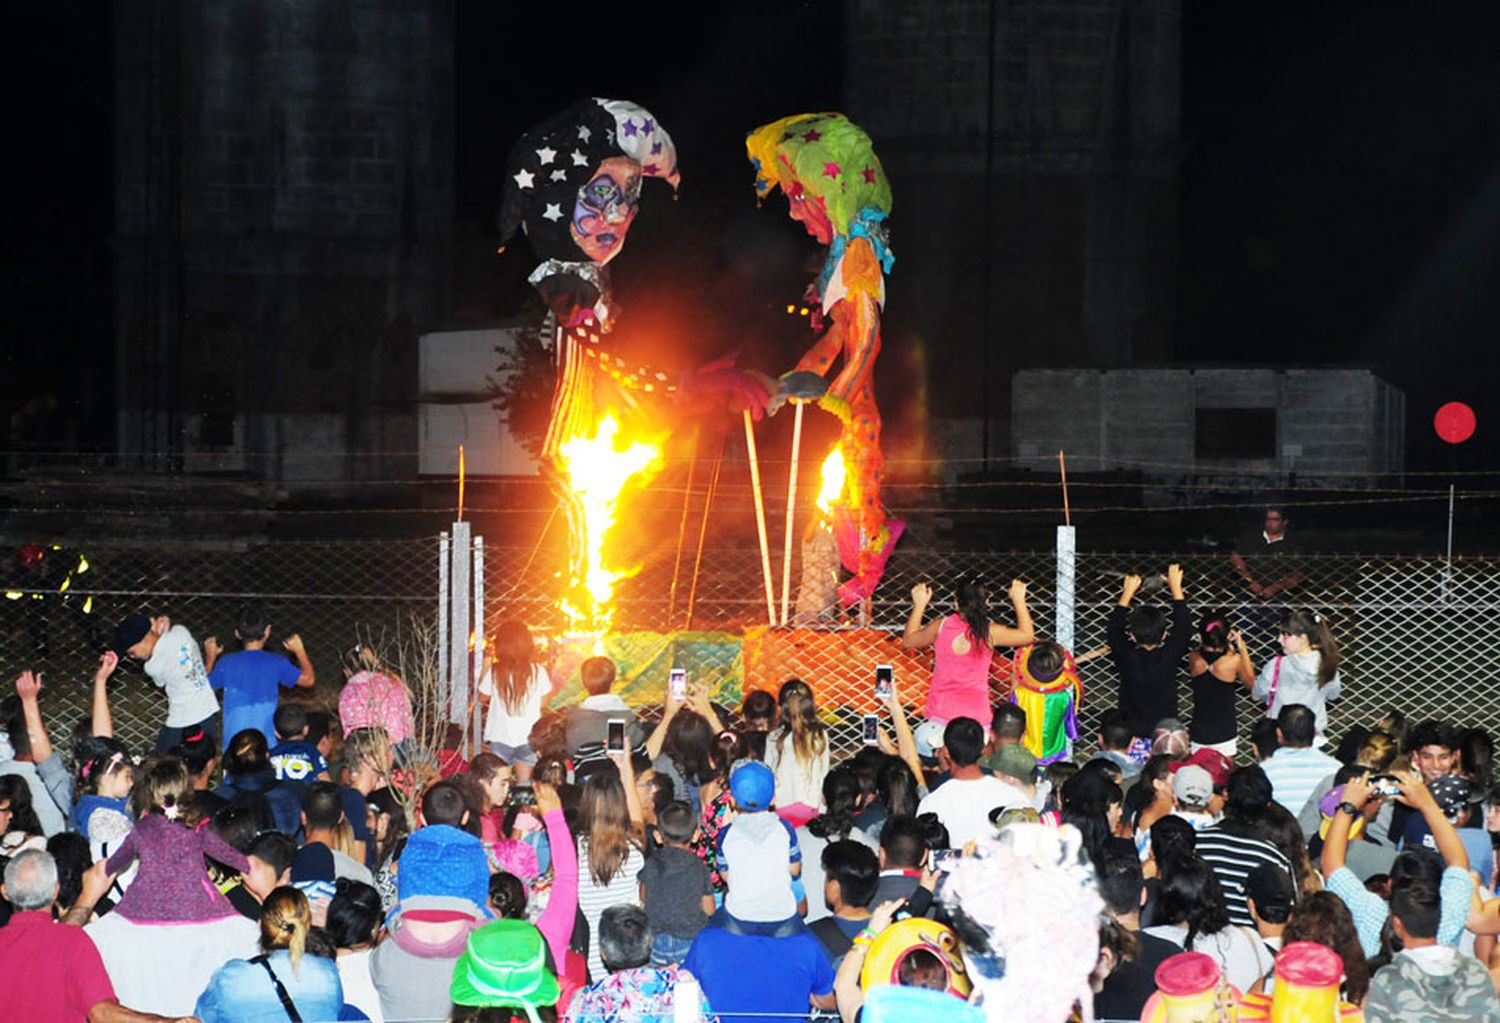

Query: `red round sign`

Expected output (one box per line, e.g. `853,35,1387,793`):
1434,402,1476,445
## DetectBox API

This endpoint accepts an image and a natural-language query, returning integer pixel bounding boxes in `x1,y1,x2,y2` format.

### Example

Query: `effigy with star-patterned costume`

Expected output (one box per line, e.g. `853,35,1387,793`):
747,112,903,607
499,98,768,462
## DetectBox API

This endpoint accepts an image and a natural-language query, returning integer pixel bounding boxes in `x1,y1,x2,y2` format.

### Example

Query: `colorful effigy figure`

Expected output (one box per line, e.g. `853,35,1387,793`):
498,98,685,463
747,113,904,607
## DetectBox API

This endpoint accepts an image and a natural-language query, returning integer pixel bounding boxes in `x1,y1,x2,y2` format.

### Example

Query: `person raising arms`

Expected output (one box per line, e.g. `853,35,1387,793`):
903,577,1033,730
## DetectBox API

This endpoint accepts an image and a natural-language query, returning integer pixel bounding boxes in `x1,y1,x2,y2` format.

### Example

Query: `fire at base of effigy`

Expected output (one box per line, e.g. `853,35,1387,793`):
554,413,664,634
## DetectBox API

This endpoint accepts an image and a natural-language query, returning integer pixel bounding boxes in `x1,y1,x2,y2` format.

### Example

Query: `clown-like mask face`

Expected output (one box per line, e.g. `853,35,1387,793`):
786,182,834,245
570,156,642,264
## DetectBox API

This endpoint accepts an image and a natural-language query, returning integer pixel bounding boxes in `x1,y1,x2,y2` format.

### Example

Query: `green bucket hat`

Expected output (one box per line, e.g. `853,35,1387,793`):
449,919,560,1019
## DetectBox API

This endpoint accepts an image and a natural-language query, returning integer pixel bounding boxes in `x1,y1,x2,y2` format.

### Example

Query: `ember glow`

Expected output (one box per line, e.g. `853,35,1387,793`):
816,447,847,516
556,414,664,629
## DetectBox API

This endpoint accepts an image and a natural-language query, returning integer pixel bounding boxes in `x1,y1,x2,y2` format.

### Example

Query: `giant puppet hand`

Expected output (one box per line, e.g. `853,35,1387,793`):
676,355,775,420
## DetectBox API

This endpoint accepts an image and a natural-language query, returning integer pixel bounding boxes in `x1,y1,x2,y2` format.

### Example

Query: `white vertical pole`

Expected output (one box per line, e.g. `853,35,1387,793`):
1055,525,1076,650
450,520,471,726
438,531,451,725
472,535,485,754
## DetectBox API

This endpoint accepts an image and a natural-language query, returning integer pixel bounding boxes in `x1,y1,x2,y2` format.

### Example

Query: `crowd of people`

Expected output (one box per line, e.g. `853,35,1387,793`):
0,573,1499,1023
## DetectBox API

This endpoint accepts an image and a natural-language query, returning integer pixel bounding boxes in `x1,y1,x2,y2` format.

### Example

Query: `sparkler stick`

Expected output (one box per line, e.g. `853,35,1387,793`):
742,409,776,626
780,400,806,626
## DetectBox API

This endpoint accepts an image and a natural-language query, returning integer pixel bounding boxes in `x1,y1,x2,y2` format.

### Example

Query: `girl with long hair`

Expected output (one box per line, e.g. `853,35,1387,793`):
1186,612,1255,756
194,886,344,1022
902,576,1033,729
1143,855,1274,991
338,640,414,746
477,620,552,782
575,758,644,980
764,679,831,823
1251,609,1342,741
651,709,717,817
1281,891,1370,1004
799,766,880,923
469,753,539,881
0,774,45,857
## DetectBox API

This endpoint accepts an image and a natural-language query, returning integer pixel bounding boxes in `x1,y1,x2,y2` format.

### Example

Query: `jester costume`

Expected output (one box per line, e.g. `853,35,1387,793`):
747,114,904,606
499,101,767,624
1010,644,1083,765
498,98,684,463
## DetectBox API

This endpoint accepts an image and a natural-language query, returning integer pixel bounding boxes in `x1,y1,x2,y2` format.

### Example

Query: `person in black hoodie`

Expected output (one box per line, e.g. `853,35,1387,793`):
1108,564,1193,740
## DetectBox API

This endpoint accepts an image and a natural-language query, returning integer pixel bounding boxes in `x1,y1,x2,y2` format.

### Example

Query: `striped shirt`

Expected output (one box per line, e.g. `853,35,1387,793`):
1193,826,1295,927
577,838,647,981
1259,746,1342,817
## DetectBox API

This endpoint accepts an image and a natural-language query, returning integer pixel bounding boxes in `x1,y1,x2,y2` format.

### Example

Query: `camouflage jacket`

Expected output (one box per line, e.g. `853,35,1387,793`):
1364,947,1500,1023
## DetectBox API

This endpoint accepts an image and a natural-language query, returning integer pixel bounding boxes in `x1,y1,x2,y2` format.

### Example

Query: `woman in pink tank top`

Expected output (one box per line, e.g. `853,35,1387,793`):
902,577,1034,727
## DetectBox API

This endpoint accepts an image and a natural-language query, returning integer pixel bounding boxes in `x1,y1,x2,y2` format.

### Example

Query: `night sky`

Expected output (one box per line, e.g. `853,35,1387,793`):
3,2,1497,471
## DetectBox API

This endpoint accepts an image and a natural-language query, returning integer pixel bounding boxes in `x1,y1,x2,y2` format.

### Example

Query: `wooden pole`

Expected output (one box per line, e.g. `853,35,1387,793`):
742,409,776,626
686,433,727,631
457,444,466,521
781,401,806,626
667,431,700,621
1058,449,1071,526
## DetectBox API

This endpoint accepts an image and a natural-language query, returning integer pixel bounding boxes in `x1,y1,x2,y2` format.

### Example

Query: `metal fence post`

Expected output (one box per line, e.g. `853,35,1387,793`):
449,520,471,726
1055,525,1076,650
438,531,450,721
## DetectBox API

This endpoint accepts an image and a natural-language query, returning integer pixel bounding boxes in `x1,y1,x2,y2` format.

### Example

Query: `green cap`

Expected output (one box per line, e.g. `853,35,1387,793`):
449,919,560,1014
981,743,1038,782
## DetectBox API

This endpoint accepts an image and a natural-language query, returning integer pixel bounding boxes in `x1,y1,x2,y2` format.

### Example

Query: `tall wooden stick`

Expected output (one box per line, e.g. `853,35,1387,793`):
742,409,776,626
686,433,726,631
667,432,700,621
1058,449,1071,526
781,401,806,626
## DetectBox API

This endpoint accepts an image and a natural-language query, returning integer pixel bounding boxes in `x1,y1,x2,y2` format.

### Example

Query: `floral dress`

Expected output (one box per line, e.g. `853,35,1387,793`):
692,787,735,894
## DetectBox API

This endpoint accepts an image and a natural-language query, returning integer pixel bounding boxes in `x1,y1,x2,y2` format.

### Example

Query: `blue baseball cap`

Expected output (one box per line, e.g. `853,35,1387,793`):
730,761,775,812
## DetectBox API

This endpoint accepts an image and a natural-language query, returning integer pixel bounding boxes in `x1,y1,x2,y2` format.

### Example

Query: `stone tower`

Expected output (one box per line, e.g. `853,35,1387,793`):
842,0,1180,462
114,0,454,481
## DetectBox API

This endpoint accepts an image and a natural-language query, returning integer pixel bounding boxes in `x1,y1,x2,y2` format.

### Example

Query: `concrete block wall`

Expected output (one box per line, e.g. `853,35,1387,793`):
1011,368,1405,479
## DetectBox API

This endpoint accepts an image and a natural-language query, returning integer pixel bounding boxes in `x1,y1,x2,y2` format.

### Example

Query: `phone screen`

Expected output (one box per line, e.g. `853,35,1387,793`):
862,713,879,745
669,668,688,701
606,718,627,753
874,664,893,699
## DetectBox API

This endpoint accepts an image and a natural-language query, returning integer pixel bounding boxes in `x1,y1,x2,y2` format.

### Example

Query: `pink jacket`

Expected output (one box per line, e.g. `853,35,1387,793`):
339,671,414,744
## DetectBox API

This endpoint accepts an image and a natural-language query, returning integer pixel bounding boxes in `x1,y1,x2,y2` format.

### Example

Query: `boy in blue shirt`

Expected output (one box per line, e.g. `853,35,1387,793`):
204,603,314,750
268,704,330,786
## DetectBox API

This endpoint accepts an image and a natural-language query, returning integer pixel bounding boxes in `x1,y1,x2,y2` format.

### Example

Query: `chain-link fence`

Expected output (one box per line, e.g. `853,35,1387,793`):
4,532,1494,764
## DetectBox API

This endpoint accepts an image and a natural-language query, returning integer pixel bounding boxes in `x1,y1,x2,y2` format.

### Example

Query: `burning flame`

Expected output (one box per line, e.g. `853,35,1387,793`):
557,414,664,629
816,447,847,516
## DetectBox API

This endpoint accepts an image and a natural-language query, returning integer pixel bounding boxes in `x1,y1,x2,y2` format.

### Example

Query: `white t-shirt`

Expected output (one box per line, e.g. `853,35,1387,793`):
764,731,831,810
337,947,384,1022
916,774,1026,848
477,662,549,747
87,911,258,1017
1143,923,1274,992
144,624,219,727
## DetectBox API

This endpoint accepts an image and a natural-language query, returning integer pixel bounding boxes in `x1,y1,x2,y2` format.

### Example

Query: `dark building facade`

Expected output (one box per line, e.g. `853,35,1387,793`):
114,0,453,481
842,0,1180,464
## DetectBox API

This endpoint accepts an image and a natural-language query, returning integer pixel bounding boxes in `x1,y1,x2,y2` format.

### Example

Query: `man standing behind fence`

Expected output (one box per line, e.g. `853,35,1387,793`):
204,603,315,751
1230,503,1308,652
